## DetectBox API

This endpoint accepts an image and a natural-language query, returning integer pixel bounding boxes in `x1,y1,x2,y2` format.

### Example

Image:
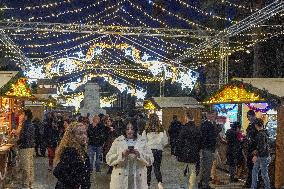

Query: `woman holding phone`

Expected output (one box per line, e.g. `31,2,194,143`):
106,120,154,189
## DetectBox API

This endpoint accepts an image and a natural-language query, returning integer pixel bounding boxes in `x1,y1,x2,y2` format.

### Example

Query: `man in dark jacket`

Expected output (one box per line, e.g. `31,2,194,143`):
199,110,218,189
87,115,108,172
176,112,201,189
244,110,258,187
18,109,35,188
251,118,271,189
168,115,182,156
226,122,241,182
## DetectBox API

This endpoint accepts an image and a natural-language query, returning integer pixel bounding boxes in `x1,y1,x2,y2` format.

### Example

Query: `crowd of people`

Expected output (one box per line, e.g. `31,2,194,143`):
14,108,272,189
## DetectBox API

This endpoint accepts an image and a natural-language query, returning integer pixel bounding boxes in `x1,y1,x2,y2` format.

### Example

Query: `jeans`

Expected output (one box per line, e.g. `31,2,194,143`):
177,162,197,189
199,149,214,188
88,145,103,172
147,149,163,186
251,156,271,189
19,148,34,187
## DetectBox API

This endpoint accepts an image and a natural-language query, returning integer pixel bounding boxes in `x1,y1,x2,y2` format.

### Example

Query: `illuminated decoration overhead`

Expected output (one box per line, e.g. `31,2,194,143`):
143,100,156,110
205,85,263,104
63,92,84,111
5,78,32,97
100,95,117,108
245,103,272,113
204,80,281,109
24,65,46,82
176,70,199,90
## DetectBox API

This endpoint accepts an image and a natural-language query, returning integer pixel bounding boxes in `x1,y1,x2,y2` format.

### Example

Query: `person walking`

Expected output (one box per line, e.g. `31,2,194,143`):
244,110,258,188
226,122,241,182
176,112,201,189
251,118,271,189
46,119,60,171
17,109,35,189
33,117,45,157
199,110,218,189
106,120,153,189
87,115,108,172
53,122,91,189
145,113,168,189
168,115,182,156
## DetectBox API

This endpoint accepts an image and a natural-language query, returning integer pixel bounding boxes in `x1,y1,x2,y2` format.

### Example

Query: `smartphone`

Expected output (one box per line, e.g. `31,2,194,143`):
128,146,134,150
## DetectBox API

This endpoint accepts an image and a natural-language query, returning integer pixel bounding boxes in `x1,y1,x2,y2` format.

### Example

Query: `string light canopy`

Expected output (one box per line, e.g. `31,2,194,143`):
0,0,283,98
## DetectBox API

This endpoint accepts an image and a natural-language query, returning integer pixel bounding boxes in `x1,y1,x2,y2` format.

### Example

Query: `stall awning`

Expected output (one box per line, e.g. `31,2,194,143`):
203,79,281,108
0,71,32,97
144,96,203,110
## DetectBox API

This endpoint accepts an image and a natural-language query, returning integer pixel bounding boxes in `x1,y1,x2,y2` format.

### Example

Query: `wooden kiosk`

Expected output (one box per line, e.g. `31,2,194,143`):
0,71,32,187
204,78,284,189
144,96,203,129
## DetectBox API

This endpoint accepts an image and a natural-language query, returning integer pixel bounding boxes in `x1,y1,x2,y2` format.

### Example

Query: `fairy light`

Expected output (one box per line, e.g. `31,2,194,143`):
151,1,216,31
175,0,238,23
205,85,264,104
28,0,109,21
217,0,254,11
5,78,32,97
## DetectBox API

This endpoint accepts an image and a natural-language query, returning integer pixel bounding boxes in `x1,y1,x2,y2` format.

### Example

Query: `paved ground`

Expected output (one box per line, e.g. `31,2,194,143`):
4,147,245,189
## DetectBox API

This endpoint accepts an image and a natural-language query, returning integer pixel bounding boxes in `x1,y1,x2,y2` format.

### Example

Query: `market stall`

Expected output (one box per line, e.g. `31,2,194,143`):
0,71,32,187
144,96,203,129
204,78,284,188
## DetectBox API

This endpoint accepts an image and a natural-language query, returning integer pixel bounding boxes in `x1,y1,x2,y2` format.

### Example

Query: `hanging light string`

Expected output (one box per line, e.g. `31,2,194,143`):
9,0,74,11
16,16,118,49
175,0,237,23
119,12,192,52
10,2,121,40
27,0,109,21
217,0,255,11
150,1,216,31
31,35,108,64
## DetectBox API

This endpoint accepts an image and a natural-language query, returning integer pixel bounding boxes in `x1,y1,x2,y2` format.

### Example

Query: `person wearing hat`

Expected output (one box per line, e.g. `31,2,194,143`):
226,122,241,182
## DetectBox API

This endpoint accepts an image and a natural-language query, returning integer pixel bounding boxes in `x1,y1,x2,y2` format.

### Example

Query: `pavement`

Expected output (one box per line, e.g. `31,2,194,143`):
4,147,245,189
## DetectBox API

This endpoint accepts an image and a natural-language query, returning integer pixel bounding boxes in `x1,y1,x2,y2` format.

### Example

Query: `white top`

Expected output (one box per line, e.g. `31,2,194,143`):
143,131,168,151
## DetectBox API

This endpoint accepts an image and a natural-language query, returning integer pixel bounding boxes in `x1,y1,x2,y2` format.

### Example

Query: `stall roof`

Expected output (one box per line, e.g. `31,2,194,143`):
233,78,284,98
0,71,18,88
151,97,203,109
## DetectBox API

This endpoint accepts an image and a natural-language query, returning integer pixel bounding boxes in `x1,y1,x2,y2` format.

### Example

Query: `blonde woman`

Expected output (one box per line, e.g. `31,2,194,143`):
53,122,91,189
106,120,153,189
144,113,168,189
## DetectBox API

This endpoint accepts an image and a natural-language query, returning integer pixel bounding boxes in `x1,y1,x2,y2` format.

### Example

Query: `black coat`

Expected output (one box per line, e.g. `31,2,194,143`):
168,120,182,143
200,120,217,152
18,120,35,149
176,121,202,163
226,128,240,165
53,147,91,189
87,123,108,147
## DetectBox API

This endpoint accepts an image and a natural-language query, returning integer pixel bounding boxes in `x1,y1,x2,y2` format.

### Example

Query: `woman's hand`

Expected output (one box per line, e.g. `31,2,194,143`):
133,149,140,158
122,149,130,157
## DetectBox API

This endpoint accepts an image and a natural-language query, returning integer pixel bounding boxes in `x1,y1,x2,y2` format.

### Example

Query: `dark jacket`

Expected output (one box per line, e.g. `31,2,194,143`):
87,123,108,147
168,120,182,143
176,121,202,163
246,121,258,154
46,125,60,148
53,147,91,189
255,130,270,157
18,120,35,149
226,128,240,165
200,120,217,152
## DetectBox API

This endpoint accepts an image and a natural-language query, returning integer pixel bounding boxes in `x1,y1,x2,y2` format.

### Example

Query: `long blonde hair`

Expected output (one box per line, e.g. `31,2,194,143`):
145,113,164,133
54,122,87,165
